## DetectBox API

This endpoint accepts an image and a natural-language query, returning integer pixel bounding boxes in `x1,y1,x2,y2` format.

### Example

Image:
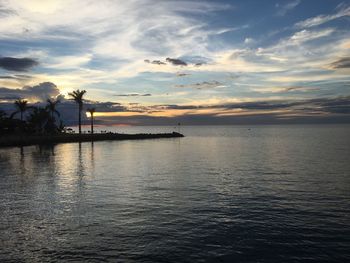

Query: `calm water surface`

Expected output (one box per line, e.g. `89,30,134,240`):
1,125,350,262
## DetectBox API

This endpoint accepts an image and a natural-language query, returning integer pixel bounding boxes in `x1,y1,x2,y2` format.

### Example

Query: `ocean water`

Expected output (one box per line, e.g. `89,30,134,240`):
0,125,350,262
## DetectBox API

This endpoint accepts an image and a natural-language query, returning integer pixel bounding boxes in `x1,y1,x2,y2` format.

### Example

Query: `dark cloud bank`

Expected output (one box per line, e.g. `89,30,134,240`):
330,57,350,69
0,57,38,71
0,81,349,125
73,96,350,125
0,82,60,101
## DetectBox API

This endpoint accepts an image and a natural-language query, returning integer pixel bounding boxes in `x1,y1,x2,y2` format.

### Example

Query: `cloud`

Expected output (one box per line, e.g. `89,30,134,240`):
244,38,254,44
285,86,318,92
0,0,348,119
80,112,350,126
176,72,191,77
0,3,15,16
252,86,319,94
0,0,232,80
330,57,350,69
221,101,300,110
158,96,350,114
144,59,166,65
0,57,38,71
276,0,300,16
313,96,350,114
0,82,60,101
166,58,187,66
295,4,350,28
0,76,18,80
0,74,32,80
83,101,126,112
175,81,226,90
62,101,128,125
114,93,152,97
92,96,350,125
1,94,349,125
238,28,340,71
46,54,92,69
87,1,232,63
144,57,207,67
289,28,335,45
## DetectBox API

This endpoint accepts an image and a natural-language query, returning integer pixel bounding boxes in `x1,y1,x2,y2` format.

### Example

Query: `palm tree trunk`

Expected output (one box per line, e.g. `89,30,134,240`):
91,114,94,134
78,104,82,134
20,111,23,121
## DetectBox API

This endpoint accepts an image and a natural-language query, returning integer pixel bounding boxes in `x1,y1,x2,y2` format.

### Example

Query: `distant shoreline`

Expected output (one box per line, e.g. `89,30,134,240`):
0,132,184,148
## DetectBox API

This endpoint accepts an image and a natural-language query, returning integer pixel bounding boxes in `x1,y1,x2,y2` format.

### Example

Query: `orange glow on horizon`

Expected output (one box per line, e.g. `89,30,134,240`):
86,108,297,119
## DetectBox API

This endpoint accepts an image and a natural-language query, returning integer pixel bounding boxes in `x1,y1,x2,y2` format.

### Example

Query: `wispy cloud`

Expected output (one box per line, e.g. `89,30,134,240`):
175,81,226,90
114,93,152,97
0,74,31,80
144,60,166,65
46,54,92,69
295,4,350,28
288,28,335,45
252,86,319,94
276,0,301,16
176,72,191,77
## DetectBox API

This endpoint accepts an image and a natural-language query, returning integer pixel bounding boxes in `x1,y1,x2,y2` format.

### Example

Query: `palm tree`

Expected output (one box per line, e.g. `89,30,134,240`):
0,109,6,120
68,89,86,134
12,99,29,121
46,98,60,120
27,107,49,134
87,108,95,134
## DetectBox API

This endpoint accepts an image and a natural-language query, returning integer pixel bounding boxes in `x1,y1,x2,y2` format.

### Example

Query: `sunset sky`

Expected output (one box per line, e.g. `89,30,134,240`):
0,0,349,125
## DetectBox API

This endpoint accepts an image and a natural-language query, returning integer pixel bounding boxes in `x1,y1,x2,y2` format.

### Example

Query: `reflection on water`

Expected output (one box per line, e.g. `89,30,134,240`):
0,125,350,262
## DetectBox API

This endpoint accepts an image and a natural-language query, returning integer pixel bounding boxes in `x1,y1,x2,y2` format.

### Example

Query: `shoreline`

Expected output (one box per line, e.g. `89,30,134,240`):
0,132,184,148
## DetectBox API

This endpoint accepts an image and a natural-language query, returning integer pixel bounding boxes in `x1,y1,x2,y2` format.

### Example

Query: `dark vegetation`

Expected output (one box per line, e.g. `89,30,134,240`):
0,89,89,136
1,98,64,135
0,89,183,147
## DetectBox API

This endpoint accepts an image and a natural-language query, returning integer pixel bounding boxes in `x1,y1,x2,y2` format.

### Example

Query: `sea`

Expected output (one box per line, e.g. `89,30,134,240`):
0,124,350,262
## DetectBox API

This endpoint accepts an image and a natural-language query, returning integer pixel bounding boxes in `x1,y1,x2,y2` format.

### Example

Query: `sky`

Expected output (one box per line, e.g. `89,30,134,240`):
0,0,350,125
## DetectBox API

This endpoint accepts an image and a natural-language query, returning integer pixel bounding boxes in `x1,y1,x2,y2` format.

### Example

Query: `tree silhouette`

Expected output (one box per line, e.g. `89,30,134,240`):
46,98,60,120
0,108,23,135
0,109,7,134
27,107,49,134
0,109,6,120
12,99,29,121
68,89,86,134
87,107,96,134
